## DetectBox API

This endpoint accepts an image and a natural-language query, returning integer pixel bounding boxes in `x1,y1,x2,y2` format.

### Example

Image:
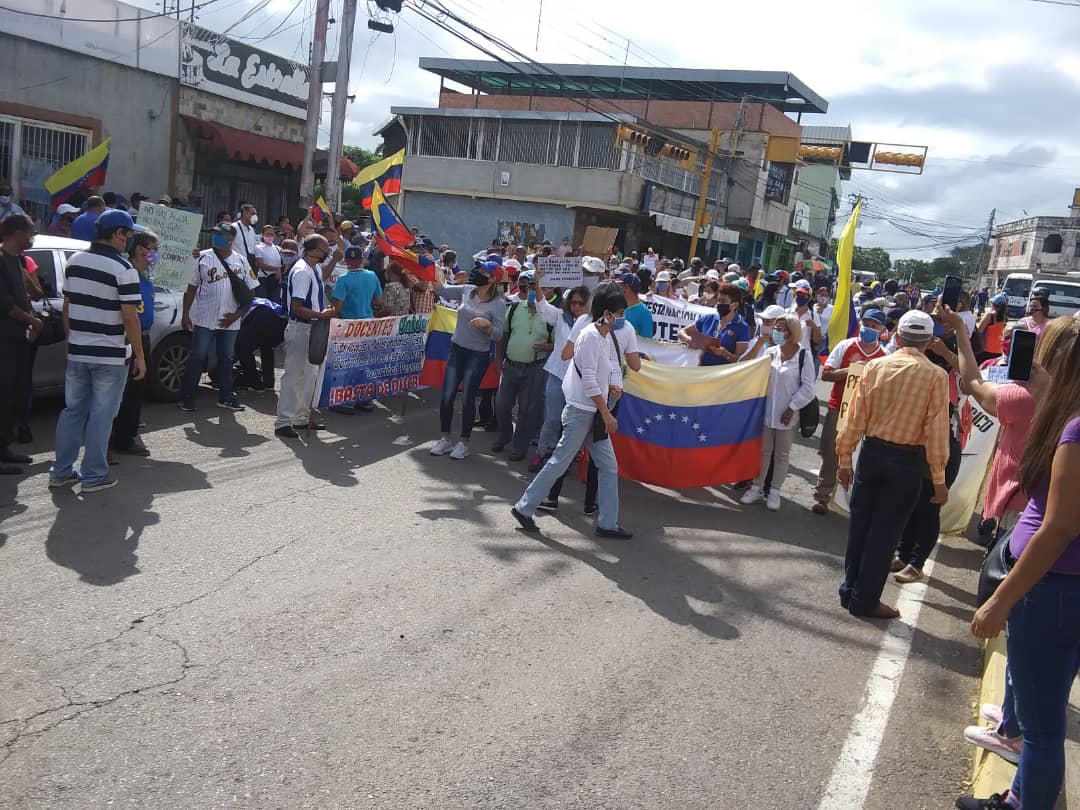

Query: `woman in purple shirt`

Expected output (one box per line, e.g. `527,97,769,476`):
967,333,1080,810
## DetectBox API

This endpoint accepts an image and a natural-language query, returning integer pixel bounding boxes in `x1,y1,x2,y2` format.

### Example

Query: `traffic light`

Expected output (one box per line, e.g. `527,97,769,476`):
873,150,925,168
660,143,692,162
616,125,651,148
797,144,844,163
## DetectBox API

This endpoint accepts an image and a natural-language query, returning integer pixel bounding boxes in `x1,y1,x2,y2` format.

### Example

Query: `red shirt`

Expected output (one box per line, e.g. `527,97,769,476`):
823,337,888,410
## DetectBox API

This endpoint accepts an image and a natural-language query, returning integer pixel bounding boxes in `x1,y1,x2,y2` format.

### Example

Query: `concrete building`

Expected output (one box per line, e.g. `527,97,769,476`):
377,59,828,265
989,196,1080,279
0,0,354,227
790,125,851,260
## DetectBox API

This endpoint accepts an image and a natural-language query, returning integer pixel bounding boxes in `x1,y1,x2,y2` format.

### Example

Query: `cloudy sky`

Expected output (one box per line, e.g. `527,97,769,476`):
139,0,1080,258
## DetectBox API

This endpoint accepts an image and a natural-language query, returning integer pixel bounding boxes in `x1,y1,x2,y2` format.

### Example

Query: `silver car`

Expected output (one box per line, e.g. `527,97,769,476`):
28,235,193,401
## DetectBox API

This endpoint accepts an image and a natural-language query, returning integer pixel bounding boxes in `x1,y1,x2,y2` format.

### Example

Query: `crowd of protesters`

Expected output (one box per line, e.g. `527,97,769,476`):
2,188,1079,809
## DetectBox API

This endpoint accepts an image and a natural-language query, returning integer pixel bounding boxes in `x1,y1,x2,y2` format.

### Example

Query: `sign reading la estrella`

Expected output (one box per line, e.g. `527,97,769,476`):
180,23,309,118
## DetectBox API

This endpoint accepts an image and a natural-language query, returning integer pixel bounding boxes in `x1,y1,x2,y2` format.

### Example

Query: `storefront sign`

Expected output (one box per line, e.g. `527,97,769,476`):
181,23,310,119
537,256,582,287
135,203,203,290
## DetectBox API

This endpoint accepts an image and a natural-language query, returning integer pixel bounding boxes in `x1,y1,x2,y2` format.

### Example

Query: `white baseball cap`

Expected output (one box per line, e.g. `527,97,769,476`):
57,203,80,215
655,270,672,282
789,279,812,292
898,309,935,339
728,263,741,273
762,304,787,320
581,256,606,275
705,269,720,280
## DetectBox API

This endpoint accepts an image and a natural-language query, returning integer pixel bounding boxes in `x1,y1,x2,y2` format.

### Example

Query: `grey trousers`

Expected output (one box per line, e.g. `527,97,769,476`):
495,361,544,454
814,407,840,506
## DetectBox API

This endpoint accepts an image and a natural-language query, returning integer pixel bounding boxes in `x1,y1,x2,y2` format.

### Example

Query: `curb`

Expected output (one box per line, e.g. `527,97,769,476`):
970,635,1076,808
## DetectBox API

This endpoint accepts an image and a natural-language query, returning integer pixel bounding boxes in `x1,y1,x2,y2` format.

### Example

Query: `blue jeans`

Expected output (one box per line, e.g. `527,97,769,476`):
181,326,238,403
439,342,489,439
999,661,1021,739
537,371,566,457
515,404,620,530
1007,574,1080,808
51,360,128,486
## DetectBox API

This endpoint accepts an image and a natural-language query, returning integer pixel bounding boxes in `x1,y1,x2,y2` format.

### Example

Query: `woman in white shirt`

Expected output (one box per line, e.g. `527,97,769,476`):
740,313,817,512
536,285,592,461
512,283,633,540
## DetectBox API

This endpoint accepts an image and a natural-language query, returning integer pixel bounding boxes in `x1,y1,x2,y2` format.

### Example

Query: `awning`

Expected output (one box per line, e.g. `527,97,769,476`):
181,115,359,179
649,211,740,245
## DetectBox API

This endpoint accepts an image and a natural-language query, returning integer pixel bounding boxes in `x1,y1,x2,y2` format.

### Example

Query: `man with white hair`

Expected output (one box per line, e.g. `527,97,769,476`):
834,309,950,619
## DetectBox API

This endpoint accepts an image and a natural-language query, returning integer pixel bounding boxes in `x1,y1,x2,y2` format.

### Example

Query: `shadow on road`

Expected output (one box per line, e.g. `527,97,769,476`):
45,458,210,585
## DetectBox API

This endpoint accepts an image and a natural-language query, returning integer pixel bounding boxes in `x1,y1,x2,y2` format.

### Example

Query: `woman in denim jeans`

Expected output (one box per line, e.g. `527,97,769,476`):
429,262,505,461
962,330,1080,810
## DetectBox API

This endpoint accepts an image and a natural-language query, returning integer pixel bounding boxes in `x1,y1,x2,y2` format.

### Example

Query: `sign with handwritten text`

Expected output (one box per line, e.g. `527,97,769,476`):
135,203,203,290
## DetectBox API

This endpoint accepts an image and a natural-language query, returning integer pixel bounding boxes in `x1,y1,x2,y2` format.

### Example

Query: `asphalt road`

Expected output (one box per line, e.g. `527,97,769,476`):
0,385,986,809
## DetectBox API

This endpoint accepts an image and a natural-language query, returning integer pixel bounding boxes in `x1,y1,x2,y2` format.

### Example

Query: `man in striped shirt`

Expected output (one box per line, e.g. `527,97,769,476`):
49,209,145,494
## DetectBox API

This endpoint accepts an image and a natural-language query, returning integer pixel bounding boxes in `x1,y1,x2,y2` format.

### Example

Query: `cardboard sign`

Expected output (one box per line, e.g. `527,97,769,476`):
537,255,583,287
581,225,618,258
835,361,866,435
135,202,203,290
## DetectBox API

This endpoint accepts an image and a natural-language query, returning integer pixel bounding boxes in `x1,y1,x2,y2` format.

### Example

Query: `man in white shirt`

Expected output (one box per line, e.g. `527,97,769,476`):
179,222,259,412
233,203,260,271
275,234,336,439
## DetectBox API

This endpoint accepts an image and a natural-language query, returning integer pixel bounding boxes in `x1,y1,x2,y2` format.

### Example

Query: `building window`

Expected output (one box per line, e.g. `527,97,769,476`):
765,162,794,204
1021,240,1028,255
0,114,92,226
1042,233,1063,253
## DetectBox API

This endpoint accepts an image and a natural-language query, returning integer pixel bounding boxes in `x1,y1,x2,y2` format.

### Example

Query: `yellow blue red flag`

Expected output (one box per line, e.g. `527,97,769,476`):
419,305,499,390
353,149,405,209
370,182,415,249
828,199,862,351
310,195,332,225
611,356,771,488
44,137,112,212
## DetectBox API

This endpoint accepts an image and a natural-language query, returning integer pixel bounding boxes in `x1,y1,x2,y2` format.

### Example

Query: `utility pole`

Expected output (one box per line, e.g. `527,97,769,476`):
299,0,331,217
974,207,997,290
705,94,747,259
324,0,356,213
688,127,722,260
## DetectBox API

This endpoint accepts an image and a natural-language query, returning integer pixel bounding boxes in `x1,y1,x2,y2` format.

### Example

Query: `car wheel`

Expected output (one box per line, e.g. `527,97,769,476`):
148,332,191,402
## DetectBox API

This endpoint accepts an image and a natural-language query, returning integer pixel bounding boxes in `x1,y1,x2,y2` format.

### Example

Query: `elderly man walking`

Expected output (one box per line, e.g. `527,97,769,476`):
834,309,950,619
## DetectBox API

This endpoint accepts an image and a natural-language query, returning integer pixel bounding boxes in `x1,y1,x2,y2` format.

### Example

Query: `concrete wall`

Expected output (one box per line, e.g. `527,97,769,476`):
400,190,577,256
795,164,839,242
990,218,1080,274
401,155,643,213
0,33,174,201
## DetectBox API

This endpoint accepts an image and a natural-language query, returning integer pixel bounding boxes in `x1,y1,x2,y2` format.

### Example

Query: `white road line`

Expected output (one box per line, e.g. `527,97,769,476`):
816,550,939,810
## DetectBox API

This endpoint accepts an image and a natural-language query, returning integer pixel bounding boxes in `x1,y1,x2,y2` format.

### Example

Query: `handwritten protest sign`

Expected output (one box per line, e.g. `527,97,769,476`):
136,202,203,289
316,313,431,408
582,225,617,258
537,255,582,287
835,361,866,435
642,295,715,343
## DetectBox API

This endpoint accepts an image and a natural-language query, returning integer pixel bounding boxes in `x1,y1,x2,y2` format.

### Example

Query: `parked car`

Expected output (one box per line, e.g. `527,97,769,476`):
28,234,194,401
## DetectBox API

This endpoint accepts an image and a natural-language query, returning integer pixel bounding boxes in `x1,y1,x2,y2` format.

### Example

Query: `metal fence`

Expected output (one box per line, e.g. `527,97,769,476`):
0,114,91,225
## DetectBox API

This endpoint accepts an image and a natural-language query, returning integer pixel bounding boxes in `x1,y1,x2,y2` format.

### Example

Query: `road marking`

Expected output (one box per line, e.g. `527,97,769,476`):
816,550,938,810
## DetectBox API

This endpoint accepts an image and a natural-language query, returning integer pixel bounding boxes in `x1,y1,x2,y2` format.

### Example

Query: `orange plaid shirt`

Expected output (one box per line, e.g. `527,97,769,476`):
835,347,951,484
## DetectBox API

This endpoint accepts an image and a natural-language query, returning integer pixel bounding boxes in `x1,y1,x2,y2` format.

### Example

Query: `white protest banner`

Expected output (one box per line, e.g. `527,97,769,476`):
642,295,716,343
537,255,582,287
638,336,701,367
136,202,203,289
316,313,431,408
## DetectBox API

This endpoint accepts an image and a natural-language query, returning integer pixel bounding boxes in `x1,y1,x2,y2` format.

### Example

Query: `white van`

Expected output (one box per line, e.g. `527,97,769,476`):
1030,279,1080,319
1002,273,1032,317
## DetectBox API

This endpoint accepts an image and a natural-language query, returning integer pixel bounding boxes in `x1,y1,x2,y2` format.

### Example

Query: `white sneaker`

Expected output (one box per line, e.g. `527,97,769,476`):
449,442,470,460
980,704,1004,726
739,486,763,505
963,725,1021,765
430,438,452,456
766,491,781,511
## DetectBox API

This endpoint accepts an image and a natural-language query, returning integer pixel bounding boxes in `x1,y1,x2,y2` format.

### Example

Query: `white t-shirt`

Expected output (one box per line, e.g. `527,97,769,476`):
790,305,821,350
189,249,260,331
562,324,614,413
234,221,259,264
544,311,591,379
255,241,283,276
610,321,639,387
959,310,977,336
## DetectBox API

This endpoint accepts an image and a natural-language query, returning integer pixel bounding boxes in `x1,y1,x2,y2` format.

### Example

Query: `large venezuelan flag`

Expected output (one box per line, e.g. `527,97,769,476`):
44,137,112,212
374,235,437,283
370,183,414,249
353,149,405,209
827,199,862,351
419,305,500,391
611,355,770,488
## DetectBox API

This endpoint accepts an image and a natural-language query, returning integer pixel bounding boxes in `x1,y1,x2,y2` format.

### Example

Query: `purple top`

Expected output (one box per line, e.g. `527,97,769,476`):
1010,415,1080,574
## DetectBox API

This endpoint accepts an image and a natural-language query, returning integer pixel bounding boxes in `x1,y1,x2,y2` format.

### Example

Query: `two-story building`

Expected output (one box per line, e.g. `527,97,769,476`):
790,125,851,261
376,58,828,266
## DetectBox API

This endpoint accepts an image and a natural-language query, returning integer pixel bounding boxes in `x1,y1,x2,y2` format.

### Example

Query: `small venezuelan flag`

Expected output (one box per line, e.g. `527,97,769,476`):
310,195,332,225
611,355,771,488
370,182,414,249
44,137,112,212
354,149,405,209
419,305,500,391
374,235,437,283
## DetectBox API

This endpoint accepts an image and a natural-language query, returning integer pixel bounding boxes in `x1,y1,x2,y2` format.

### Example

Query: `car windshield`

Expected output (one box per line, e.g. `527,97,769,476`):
1003,277,1031,297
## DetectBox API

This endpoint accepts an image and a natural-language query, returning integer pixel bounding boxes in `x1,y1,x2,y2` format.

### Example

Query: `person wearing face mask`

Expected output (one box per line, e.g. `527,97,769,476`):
678,283,751,366
811,309,889,515
110,228,159,458
429,261,507,460
788,279,823,354
1019,291,1050,338
274,234,337,439
179,222,259,413
814,287,834,331
740,304,788,361
740,313,817,511
511,283,633,540
651,269,676,299
234,203,260,272
254,223,284,301
0,183,26,223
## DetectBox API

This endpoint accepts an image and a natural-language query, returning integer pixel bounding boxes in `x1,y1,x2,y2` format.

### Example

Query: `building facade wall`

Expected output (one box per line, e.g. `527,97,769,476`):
400,191,578,255
0,33,174,206
990,217,1080,275
795,164,840,243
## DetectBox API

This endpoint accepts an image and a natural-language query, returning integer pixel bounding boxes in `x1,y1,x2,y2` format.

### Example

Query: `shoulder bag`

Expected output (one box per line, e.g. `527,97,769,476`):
977,527,1015,608
797,349,821,439
215,253,254,310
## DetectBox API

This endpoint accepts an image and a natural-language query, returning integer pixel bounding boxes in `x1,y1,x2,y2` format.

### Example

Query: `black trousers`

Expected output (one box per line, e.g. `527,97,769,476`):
840,439,925,613
15,342,36,431
476,388,496,427
111,333,150,450
0,337,28,450
896,433,963,570
236,309,286,387
547,455,598,506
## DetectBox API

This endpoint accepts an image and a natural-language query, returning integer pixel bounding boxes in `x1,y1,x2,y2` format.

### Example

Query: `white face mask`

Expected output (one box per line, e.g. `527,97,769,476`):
249,214,259,226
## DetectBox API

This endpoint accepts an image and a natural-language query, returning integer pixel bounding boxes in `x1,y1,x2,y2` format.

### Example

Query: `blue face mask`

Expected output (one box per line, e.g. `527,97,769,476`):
657,282,669,293
859,326,880,345
771,329,786,345
0,196,10,206
211,234,231,249
613,316,627,331
526,289,536,305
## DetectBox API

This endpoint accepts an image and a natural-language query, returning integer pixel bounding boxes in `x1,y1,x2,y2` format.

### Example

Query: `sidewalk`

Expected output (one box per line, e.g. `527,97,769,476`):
969,636,1078,808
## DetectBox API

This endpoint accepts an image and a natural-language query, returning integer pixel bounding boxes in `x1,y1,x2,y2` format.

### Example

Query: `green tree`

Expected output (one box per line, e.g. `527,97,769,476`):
894,258,938,289
316,144,386,220
342,144,384,171
853,246,892,277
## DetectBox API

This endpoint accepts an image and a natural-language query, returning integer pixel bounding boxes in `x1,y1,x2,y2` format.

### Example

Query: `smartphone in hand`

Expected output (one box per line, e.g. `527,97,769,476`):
1006,328,1037,382
941,275,963,312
